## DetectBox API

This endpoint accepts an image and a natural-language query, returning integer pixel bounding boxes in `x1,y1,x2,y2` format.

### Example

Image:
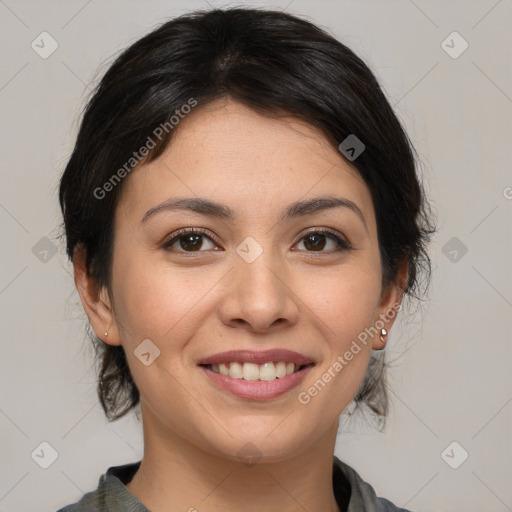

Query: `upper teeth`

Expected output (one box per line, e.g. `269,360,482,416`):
210,362,298,381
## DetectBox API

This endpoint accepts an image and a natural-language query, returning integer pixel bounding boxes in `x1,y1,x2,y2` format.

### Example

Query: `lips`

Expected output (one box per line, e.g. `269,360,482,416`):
197,349,313,366
201,365,313,400
198,349,314,400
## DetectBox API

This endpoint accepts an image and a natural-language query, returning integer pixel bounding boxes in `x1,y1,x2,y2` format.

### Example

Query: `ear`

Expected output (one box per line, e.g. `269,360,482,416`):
372,258,408,350
73,243,122,346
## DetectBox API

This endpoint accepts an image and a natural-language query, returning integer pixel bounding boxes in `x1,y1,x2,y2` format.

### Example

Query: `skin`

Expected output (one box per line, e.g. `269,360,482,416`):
74,97,407,512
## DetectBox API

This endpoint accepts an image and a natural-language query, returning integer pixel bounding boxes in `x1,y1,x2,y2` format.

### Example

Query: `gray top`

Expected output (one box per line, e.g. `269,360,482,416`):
56,457,411,512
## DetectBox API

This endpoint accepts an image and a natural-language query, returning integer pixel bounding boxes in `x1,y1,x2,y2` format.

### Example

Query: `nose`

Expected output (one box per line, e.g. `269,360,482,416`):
217,250,300,333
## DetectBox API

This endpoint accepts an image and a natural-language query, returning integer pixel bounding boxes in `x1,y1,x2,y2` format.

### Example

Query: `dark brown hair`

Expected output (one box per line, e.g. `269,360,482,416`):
59,7,435,425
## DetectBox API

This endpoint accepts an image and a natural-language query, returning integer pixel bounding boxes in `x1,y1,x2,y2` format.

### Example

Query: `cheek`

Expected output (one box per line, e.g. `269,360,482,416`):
296,262,381,396
110,251,211,405
303,262,382,339
111,249,221,345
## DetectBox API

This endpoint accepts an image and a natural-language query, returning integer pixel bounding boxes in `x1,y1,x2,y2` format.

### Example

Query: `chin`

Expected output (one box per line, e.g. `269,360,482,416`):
201,423,319,466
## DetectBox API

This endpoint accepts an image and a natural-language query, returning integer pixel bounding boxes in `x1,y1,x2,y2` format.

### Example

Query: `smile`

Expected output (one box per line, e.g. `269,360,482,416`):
198,349,314,400
204,361,307,381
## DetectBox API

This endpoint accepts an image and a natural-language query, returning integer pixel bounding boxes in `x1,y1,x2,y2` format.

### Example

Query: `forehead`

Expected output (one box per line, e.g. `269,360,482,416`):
117,97,374,226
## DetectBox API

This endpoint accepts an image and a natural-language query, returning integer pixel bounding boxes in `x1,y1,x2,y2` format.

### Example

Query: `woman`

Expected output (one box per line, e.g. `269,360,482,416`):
57,6,434,511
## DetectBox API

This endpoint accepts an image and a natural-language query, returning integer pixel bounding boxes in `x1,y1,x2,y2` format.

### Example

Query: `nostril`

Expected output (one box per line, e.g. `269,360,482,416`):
229,319,249,328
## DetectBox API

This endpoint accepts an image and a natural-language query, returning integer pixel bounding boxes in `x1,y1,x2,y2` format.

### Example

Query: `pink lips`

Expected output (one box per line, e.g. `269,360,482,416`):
197,349,313,366
198,349,314,401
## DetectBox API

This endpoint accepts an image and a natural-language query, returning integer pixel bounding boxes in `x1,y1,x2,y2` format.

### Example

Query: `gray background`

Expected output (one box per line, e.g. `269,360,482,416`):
0,1,511,511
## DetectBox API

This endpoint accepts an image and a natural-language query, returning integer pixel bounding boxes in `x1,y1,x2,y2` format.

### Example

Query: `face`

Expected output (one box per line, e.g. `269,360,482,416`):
87,97,402,462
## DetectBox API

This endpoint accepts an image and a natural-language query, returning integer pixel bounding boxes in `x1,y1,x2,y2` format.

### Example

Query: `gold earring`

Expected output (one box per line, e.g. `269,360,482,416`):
380,328,387,344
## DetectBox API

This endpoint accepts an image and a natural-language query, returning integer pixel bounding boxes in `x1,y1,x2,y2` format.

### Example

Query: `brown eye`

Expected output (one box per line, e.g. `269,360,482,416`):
163,230,218,252
303,233,327,251
295,230,351,252
178,234,204,251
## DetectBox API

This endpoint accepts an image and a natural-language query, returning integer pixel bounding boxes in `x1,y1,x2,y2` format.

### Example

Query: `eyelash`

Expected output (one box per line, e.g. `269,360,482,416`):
161,227,352,254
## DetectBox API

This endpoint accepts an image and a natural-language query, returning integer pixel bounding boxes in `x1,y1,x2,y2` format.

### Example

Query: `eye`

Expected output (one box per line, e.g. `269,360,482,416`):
162,228,220,252
294,229,351,252
162,228,351,254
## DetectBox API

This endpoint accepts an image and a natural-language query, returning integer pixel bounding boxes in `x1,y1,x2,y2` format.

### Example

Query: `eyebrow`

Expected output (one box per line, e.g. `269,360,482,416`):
141,195,367,230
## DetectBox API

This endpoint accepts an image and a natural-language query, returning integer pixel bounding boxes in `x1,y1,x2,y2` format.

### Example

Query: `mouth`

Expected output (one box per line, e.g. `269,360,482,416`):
200,361,312,381
197,349,315,400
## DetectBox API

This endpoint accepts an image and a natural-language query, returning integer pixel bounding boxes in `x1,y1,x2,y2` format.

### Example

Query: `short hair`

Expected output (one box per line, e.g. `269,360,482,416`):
59,7,435,424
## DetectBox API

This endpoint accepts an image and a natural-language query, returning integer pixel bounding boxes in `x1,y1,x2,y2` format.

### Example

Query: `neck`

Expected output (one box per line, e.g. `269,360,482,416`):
125,404,343,512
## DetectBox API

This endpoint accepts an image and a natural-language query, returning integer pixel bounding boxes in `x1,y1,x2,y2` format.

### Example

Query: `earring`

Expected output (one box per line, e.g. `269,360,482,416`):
104,330,108,337
380,328,388,344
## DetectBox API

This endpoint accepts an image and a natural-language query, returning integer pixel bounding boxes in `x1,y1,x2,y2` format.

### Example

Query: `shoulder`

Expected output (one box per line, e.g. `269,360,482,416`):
56,461,147,512
333,456,413,512
55,473,108,512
